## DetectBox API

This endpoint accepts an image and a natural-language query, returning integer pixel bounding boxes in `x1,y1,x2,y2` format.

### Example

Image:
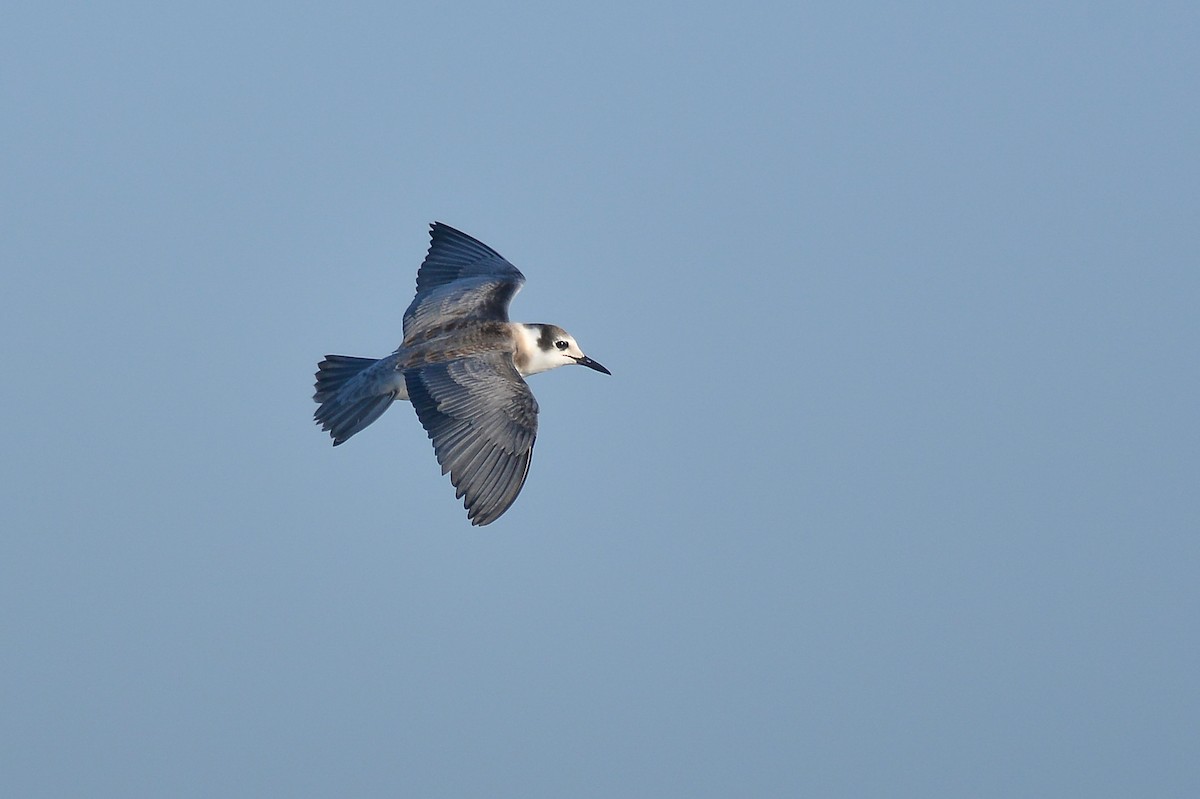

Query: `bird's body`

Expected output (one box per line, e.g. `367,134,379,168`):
314,223,610,525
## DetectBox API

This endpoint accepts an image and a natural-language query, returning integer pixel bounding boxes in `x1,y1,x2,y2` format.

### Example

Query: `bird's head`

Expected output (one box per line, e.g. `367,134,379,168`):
517,323,611,377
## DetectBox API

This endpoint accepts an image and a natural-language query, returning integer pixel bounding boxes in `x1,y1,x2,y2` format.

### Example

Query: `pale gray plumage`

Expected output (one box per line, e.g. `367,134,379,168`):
405,353,537,526
403,225,525,339
313,222,609,526
313,355,397,444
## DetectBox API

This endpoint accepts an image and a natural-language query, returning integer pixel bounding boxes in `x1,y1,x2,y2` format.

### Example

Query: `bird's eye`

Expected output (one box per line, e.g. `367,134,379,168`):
555,340,569,350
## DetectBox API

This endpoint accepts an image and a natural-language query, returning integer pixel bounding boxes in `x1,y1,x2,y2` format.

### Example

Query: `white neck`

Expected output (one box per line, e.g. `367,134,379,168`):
512,323,567,377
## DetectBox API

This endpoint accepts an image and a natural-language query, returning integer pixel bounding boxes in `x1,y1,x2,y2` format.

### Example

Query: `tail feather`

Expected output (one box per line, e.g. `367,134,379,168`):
313,355,396,445
314,355,379,402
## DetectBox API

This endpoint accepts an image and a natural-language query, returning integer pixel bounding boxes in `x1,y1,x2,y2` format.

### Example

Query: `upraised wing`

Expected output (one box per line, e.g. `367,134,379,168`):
402,223,526,342
405,352,539,526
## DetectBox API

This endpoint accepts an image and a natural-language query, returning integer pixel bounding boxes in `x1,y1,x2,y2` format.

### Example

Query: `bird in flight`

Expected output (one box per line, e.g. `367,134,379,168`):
314,222,611,525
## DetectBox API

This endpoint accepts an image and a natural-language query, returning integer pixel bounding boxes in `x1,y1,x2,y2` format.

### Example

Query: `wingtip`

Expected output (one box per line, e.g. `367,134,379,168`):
429,220,464,238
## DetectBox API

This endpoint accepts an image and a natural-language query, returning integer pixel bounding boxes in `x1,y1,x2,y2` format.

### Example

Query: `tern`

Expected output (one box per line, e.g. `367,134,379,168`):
313,222,611,525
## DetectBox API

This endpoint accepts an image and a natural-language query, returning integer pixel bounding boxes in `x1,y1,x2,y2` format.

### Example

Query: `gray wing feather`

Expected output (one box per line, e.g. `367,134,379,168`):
402,223,525,340
405,353,538,526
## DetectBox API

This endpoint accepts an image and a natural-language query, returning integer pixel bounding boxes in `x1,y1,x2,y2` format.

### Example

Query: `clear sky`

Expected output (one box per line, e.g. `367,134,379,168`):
2,2,1197,797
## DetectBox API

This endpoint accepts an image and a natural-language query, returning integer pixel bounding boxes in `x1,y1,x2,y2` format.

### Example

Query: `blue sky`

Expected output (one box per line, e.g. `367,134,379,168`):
2,2,1197,796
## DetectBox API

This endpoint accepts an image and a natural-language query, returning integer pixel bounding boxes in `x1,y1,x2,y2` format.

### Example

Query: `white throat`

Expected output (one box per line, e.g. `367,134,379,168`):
513,323,567,377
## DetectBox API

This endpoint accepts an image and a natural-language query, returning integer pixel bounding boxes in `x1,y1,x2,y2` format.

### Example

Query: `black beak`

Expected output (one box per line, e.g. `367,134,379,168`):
575,355,611,375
